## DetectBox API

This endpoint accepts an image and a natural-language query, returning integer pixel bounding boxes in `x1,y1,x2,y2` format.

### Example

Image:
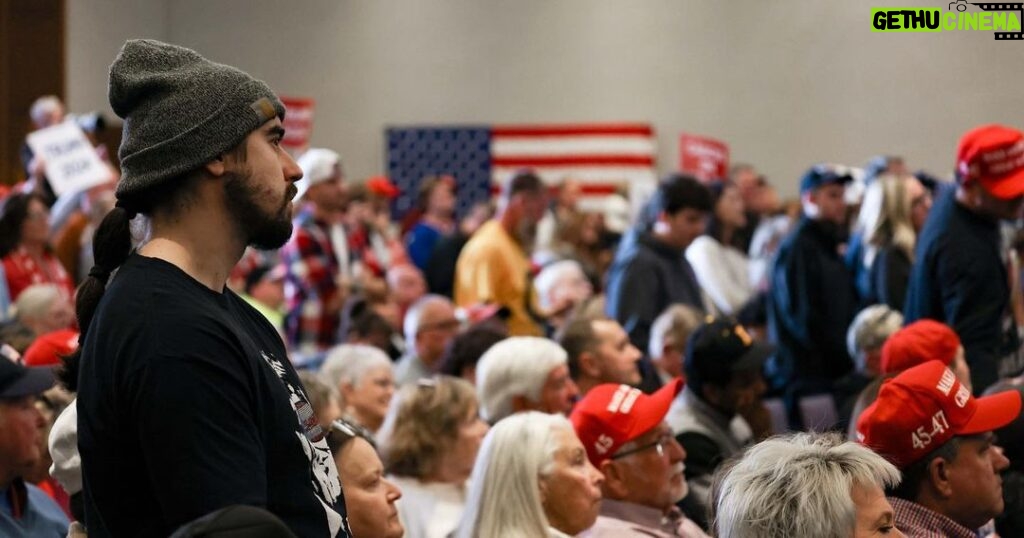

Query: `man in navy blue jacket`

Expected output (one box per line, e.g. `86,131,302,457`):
767,165,859,418
904,124,1024,394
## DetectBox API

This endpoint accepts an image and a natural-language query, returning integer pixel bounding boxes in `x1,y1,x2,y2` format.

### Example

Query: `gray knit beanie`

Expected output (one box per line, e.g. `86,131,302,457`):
108,39,285,201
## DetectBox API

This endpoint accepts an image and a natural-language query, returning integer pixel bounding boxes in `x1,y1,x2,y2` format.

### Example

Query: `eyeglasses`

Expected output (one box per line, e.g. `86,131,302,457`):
611,432,674,460
417,319,461,334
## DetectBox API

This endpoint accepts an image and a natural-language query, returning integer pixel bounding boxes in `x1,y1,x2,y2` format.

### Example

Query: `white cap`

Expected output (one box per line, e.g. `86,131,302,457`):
295,148,341,200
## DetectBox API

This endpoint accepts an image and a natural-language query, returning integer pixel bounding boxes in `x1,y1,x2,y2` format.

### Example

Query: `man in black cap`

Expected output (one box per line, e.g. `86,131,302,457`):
766,164,859,418
0,358,69,536
68,40,349,537
664,317,773,531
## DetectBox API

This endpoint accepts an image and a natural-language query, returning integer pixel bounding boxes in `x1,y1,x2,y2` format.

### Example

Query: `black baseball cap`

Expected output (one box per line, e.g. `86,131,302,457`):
0,357,54,399
799,163,855,195
684,318,774,390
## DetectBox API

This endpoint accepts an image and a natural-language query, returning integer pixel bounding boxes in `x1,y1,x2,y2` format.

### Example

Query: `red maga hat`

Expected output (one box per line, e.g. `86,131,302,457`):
569,378,683,467
857,360,1021,469
957,124,1024,200
880,320,960,375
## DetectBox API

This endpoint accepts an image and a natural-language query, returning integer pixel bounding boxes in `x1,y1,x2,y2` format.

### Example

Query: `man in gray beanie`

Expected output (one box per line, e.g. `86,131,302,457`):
66,39,351,537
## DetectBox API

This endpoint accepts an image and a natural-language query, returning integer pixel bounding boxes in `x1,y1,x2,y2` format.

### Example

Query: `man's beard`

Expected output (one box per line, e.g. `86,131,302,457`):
224,175,296,250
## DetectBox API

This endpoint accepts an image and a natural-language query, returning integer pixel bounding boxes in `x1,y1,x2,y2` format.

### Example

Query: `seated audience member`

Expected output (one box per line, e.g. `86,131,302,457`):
21,328,78,368
377,376,488,538
387,264,427,324
475,336,579,424
454,412,604,538
982,380,1024,538
437,323,507,384
0,357,70,536
405,175,457,271
686,180,755,316
26,388,72,519
665,318,772,527
395,295,459,386
571,380,709,537
0,193,75,301
835,305,903,430
558,315,643,397
320,344,395,436
296,371,342,430
880,319,971,390
326,419,404,538
857,360,1021,537
648,304,703,385
714,432,903,538
12,284,74,338
238,263,286,331
342,299,398,355
533,260,594,335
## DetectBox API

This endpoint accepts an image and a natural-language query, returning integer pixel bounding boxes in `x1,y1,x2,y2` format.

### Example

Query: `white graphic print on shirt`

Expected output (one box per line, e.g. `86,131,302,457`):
260,351,347,536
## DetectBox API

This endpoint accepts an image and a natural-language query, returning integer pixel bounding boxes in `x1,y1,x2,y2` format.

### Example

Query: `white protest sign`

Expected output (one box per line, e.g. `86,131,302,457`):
26,123,111,196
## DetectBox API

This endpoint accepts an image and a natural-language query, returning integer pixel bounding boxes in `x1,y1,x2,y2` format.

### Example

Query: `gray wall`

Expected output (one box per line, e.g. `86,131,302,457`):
67,0,1020,196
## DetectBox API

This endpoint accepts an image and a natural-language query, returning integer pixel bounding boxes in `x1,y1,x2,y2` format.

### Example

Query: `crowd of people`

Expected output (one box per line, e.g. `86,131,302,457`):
1,37,1023,537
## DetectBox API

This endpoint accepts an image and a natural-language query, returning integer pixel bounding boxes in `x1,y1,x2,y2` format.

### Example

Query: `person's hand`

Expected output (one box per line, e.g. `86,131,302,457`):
28,155,46,179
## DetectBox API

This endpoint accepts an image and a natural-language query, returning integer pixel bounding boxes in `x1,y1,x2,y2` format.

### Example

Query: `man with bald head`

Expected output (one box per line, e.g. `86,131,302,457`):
394,294,460,385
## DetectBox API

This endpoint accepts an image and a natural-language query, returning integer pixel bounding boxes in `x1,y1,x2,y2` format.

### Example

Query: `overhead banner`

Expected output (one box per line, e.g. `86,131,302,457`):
679,133,729,181
26,123,111,195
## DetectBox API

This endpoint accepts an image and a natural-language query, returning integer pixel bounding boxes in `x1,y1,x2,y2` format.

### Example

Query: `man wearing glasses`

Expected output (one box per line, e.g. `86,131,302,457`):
394,294,460,386
570,380,710,537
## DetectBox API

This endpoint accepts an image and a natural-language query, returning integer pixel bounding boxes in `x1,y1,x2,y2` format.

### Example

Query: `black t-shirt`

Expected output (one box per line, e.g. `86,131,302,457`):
77,254,350,537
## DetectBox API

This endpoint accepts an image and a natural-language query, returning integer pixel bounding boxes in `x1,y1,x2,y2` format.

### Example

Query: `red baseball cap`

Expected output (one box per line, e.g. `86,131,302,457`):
22,329,79,367
957,124,1024,200
857,360,1021,469
570,378,683,467
880,320,961,375
365,175,400,199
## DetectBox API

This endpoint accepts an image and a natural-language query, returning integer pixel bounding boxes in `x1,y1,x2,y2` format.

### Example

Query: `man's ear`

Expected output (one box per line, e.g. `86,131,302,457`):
579,351,601,379
927,456,955,498
204,155,227,177
600,459,627,499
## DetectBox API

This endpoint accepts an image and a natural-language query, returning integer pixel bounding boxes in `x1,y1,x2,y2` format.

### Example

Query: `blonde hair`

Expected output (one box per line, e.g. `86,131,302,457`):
865,174,918,266
376,376,478,478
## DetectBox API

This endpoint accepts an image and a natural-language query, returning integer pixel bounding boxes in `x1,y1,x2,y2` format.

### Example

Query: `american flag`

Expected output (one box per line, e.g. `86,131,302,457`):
385,123,657,219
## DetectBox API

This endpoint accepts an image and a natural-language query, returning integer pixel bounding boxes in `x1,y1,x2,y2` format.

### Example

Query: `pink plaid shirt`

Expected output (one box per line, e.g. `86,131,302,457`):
890,497,979,538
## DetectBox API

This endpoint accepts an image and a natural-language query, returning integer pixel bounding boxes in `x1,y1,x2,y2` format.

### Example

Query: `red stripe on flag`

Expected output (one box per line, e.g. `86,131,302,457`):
492,124,654,137
492,155,654,167
490,184,620,195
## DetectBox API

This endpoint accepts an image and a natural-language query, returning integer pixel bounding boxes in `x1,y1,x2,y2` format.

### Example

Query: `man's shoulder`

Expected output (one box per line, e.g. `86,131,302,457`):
584,515,670,538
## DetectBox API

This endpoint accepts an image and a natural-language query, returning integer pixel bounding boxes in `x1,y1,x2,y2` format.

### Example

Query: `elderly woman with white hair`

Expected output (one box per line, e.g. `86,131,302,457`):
714,432,904,538
320,343,395,436
13,283,74,337
475,336,578,424
455,411,604,538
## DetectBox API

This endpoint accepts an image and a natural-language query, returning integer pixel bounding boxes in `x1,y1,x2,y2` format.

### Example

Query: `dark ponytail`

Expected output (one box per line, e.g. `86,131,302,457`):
58,204,136,391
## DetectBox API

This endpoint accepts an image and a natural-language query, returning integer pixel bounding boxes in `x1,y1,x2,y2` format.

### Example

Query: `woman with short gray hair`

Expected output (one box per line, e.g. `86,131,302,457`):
320,343,395,435
714,432,904,538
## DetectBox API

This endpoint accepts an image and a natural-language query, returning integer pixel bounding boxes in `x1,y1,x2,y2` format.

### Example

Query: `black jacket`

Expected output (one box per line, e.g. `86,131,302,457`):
606,230,705,350
766,217,859,390
904,185,1008,393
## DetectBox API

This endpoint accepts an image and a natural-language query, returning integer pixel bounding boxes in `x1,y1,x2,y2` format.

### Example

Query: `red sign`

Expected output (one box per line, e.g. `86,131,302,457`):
679,133,729,181
280,96,315,155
